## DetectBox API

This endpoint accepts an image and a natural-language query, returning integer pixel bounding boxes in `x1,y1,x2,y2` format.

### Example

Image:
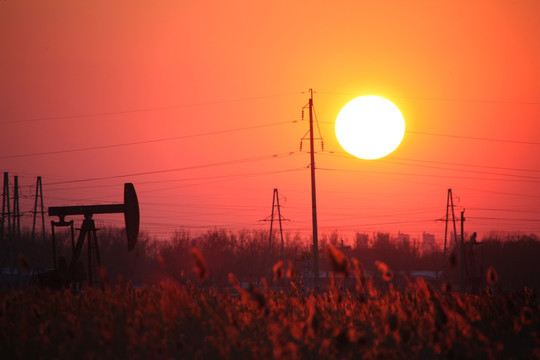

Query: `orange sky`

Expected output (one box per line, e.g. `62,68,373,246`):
1,1,540,245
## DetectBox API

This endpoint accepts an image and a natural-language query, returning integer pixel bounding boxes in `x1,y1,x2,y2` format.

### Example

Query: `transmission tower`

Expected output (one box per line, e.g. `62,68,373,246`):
260,188,289,258
32,176,46,240
1,173,20,269
443,189,468,291
1,172,10,245
443,188,458,255
12,176,20,241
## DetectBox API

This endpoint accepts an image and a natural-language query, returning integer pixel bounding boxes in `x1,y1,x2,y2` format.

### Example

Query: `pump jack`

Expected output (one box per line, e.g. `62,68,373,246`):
37,183,139,290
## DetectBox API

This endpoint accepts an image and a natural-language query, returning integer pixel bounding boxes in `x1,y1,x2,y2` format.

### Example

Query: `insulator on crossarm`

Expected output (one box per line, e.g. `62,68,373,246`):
301,109,304,120
299,141,303,151
321,141,324,151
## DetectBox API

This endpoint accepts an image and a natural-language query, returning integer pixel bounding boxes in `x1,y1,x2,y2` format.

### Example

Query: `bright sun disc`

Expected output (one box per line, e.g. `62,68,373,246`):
335,95,405,160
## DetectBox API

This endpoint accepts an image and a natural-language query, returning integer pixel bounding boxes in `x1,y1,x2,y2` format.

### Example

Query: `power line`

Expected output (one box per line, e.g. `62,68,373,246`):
318,218,435,229
0,120,297,159
388,156,540,174
397,96,540,106
315,91,540,106
407,130,540,146
317,166,540,184
454,185,540,200
2,92,303,124
470,216,540,222
317,120,540,145
378,159,540,181
140,167,306,192
44,167,305,192
321,209,441,220
469,207,540,214
319,152,540,181
43,152,303,186
316,166,540,199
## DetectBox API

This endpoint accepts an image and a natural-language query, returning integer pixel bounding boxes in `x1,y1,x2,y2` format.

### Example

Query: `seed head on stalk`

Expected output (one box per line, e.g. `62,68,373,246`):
190,248,208,281
327,245,349,278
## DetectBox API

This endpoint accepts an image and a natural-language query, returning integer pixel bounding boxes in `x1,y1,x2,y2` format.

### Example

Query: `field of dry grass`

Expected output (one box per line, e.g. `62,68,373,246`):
1,271,539,359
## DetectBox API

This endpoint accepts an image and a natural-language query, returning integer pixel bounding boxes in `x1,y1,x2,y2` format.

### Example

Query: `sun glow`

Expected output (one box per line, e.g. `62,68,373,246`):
335,95,405,160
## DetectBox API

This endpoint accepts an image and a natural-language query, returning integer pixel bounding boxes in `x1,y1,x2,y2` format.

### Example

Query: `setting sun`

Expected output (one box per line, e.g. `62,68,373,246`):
335,95,405,160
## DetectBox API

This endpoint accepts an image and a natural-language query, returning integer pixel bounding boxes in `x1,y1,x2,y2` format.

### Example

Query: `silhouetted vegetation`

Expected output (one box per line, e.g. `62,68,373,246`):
2,229,540,358
1,260,539,359
1,228,540,290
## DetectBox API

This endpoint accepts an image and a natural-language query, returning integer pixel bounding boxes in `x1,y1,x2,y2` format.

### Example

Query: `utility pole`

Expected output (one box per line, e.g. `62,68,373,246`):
12,176,20,241
308,89,320,291
32,176,46,240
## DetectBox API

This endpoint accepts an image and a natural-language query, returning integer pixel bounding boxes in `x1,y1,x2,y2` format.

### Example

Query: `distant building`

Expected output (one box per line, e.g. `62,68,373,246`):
397,232,411,251
422,232,436,254
397,232,410,243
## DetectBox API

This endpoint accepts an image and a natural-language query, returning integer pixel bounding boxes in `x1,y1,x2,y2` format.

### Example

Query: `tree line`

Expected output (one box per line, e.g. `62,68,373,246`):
1,227,539,290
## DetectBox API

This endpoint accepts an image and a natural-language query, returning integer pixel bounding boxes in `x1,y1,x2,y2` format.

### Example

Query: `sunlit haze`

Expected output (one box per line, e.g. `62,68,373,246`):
1,1,540,246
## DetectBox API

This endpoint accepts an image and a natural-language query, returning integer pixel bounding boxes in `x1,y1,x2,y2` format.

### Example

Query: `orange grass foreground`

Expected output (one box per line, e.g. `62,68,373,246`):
1,279,539,359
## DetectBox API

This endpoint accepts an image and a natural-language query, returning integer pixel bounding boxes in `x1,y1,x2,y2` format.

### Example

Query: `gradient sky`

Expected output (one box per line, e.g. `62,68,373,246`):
1,1,539,245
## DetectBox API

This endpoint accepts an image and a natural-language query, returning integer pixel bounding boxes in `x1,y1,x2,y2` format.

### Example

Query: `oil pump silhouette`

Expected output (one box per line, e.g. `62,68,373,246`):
43,183,139,289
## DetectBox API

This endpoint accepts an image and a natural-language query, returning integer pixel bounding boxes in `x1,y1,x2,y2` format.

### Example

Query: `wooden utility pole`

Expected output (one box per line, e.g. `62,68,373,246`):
308,89,320,291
